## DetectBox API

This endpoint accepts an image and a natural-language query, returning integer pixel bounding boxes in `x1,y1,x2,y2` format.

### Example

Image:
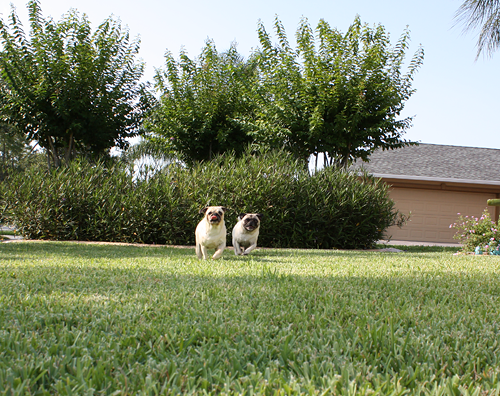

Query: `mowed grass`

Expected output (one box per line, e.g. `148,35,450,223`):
1,242,500,395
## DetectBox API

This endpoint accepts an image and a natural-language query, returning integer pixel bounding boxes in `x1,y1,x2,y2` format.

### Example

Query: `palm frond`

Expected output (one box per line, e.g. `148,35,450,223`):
454,0,500,58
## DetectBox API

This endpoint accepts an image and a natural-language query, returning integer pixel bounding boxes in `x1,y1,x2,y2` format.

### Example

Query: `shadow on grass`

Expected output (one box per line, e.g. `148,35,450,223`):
1,244,498,314
0,241,461,264
376,244,460,253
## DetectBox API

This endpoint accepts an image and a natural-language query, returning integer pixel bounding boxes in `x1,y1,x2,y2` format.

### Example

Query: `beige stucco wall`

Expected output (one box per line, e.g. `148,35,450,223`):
385,187,497,243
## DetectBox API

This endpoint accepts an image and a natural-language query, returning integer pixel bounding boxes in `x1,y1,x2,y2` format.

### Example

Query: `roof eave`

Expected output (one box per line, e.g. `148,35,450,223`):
370,173,500,187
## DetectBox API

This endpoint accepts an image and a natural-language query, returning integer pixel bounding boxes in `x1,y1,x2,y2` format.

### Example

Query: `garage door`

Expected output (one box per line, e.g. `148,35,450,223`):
384,188,496,243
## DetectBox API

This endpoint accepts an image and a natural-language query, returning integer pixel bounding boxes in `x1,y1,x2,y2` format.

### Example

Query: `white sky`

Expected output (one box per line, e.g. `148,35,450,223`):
2,0,499,150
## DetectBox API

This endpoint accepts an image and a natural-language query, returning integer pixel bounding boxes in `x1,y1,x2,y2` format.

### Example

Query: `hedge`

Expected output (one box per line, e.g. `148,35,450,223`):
0,151,404,249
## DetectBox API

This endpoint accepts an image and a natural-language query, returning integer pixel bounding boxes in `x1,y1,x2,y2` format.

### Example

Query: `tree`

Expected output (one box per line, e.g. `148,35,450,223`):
0,0,148,168
455,0,500,58
147,40,256,164
252,16,424,168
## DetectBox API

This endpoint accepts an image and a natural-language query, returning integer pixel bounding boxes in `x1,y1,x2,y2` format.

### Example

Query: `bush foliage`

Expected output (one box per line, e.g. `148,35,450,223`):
1,151,403,249
451,210,500,254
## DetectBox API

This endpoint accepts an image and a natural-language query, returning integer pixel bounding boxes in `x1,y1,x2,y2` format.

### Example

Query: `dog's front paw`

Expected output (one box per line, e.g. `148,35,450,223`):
212,249,224,260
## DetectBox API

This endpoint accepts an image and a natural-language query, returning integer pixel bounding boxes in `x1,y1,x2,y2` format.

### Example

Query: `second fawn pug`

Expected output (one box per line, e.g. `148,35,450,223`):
232,213,263,256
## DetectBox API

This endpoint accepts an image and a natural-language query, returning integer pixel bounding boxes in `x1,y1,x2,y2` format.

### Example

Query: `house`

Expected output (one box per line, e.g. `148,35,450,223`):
356,144,500,243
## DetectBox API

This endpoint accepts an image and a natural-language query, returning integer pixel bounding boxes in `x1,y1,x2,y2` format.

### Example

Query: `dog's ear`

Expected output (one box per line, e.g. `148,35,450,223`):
238,213,247,221
199,207,208,215
256,213,264,221
221,207,227,212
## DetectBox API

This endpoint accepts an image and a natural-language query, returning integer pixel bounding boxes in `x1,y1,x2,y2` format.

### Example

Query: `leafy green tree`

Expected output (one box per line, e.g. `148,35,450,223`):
455,0,500,58
147,41,256,164
252,16,424,167
0,0,148,168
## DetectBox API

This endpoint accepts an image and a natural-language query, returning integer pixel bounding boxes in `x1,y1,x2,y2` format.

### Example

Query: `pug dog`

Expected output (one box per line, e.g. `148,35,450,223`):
195,206,227,260
232,213,263,256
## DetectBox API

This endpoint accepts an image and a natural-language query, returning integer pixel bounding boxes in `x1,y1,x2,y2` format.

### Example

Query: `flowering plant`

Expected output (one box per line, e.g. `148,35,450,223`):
450,210,500,254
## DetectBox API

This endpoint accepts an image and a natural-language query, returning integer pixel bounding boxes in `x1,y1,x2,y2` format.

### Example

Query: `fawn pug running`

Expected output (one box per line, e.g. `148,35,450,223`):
232,213,263,256
195,206,227,259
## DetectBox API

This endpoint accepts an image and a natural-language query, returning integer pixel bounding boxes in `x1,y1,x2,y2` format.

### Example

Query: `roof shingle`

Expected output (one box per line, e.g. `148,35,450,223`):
355,144,500,183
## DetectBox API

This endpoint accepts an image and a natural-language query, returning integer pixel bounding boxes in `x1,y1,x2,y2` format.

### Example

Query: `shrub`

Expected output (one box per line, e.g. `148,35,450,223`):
451,210,500,254
2,151,403,249
2,161,140,242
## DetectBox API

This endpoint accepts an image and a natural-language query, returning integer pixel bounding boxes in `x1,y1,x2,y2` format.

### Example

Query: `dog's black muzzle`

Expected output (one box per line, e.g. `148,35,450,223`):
243,219,258,231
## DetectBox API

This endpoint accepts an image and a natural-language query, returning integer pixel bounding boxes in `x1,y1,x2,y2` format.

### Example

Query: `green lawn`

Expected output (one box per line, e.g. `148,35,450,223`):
0,242,499,395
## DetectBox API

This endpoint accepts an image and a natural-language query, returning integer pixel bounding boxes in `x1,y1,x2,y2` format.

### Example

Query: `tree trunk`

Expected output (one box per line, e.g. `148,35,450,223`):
47,136,61,168
64,132,74,166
